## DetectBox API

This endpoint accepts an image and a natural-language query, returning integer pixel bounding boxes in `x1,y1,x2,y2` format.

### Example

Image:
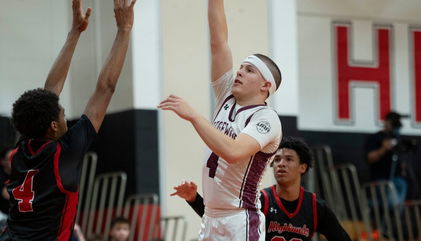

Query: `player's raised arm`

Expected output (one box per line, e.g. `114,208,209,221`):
208,0,233,81
44,0,91,96
83,0,136,132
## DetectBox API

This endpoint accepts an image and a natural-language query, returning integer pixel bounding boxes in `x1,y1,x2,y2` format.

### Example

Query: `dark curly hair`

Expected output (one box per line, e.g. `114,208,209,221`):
11,88,60,138
110,216,130,228
279,136,313,173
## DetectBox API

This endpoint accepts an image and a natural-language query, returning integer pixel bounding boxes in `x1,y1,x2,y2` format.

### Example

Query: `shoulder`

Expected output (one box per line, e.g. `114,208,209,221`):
253,107,279,118
261,186,273,196
249,108,281,127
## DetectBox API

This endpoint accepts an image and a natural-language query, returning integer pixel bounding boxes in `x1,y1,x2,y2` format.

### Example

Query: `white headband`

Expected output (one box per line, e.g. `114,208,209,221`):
243,55,277,96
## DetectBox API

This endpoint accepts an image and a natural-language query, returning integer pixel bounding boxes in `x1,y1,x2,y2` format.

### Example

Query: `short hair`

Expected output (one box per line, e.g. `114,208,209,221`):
87,234,105,241
110,217,130,228
254,53,282,90
279,136,313,173
384,111,403,129
11,88,60,138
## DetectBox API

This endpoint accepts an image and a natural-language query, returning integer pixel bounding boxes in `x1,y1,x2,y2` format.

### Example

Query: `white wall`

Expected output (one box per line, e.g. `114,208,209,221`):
269,0,299,116
0,0,72,116
297,0,421,135
0,0,141,119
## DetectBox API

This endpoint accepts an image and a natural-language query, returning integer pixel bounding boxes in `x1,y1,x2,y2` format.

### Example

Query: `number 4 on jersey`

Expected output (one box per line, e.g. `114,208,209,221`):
207,152,219,178
12,169,39,212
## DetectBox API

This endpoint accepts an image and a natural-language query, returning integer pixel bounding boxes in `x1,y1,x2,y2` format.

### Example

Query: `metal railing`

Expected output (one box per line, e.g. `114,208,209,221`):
158,216,187,241
77,152,98,234
403,200,421,241
123,194,159,241
312,145,347,220
361,181,404,241
86,171,127,238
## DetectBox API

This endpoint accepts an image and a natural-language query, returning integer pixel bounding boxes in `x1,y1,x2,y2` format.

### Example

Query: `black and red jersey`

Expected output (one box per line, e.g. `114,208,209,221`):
261,186,317,241
6,115,96,241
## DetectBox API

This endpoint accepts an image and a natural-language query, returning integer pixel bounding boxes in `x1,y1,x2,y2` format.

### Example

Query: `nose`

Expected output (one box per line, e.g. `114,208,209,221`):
236,68,243,77
278,158,287,167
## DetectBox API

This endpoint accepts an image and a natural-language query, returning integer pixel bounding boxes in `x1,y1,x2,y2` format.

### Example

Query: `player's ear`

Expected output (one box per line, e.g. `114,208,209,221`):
299,163,308,175
50,121,59,132
261,81,271,92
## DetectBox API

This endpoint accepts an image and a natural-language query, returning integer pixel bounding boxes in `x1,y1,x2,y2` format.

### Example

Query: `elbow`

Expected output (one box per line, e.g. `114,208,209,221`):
96,79,117,94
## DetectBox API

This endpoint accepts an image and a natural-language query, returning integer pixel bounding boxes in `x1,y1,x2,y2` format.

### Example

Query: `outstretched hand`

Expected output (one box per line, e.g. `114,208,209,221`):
72,0,92,32
114,0,136,31
158,95,198,122
170,181,198,202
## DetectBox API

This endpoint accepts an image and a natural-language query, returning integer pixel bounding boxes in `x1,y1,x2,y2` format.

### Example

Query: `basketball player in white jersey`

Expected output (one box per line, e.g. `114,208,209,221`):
158,0,282,240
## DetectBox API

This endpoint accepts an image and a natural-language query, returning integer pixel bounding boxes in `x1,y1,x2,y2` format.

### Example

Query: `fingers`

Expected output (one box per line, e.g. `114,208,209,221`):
114,0,120,8
72,0,79,10
130,0,137,9
85,8,92,20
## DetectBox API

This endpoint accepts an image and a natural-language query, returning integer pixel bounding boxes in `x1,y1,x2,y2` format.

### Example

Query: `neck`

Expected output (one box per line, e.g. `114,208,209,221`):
276,179,302,201
234,94,266,107
43,132,58,141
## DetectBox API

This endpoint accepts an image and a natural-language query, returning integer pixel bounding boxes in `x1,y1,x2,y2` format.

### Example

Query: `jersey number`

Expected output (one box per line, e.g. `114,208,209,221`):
12,169,39,212
271,237,302,241
206,152,219,178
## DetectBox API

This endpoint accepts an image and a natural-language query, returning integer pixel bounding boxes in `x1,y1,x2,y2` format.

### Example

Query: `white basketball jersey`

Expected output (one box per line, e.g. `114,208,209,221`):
203,70,282,211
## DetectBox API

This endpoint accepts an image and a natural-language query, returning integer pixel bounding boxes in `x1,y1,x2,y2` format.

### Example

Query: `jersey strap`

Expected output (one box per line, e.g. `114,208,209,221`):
261,189,270,216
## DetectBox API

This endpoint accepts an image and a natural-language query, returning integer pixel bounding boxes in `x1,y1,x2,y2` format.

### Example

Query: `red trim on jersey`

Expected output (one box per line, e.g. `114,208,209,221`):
53,143,79,241
272,185,304,219
261,189,269,216
312,193,318,237
9,148,18,164
27,140,52,156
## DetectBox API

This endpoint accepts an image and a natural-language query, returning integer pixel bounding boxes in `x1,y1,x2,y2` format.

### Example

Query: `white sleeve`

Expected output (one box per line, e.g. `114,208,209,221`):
241,109,282,153
211,70,234,109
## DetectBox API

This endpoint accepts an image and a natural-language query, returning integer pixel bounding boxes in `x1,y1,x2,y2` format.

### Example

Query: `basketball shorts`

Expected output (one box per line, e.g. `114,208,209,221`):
198,209,265,241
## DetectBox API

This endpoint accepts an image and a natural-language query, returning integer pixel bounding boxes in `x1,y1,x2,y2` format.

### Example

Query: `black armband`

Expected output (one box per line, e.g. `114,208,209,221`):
187,193,205,218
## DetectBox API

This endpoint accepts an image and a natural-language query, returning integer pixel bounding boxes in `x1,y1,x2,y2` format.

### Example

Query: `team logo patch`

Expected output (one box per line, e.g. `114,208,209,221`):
256,121,271,134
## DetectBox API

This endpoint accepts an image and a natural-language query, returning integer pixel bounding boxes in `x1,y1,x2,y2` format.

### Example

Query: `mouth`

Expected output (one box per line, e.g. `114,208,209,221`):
234,79,243,85
276,169,287,175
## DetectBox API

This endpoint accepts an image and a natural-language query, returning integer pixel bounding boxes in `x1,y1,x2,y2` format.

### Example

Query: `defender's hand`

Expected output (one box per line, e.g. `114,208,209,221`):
114,0,136,31
170,181,198,202
72,0,92,32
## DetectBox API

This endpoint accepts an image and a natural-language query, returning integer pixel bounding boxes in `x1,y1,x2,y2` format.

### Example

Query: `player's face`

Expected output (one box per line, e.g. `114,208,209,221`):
272,148,307,185
232,63,268,99
110,223,130,241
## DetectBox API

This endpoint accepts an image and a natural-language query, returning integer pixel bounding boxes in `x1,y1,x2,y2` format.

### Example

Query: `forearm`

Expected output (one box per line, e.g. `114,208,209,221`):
367,147,388,164
187,193,205,218
208,0,228,49
96,29,131,91
44,30,82,95
190,115,252,163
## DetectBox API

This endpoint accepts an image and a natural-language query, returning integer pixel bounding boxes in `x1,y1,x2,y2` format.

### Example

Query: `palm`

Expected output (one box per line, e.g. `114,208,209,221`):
171,182,197,202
